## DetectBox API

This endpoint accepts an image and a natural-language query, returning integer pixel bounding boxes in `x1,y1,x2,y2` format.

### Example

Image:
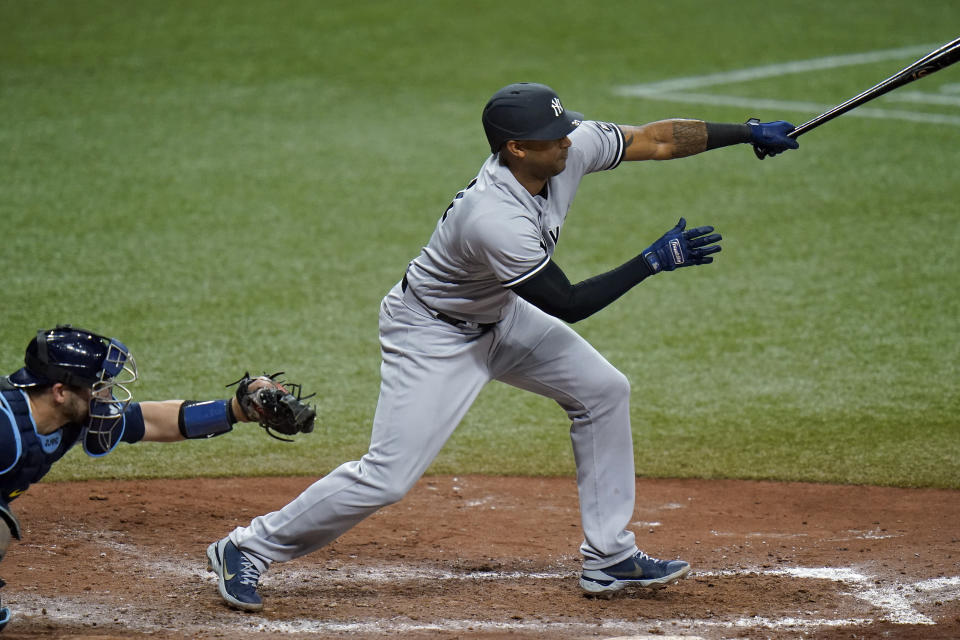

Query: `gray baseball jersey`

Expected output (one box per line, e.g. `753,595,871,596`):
405,120,625,324
229,119,643,573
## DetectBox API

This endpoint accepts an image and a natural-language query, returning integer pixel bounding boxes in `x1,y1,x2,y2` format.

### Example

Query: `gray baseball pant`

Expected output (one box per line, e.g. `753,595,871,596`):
231,283,639,572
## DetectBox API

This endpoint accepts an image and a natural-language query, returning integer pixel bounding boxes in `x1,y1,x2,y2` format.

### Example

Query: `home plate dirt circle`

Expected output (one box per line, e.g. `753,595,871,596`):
2,476,958,639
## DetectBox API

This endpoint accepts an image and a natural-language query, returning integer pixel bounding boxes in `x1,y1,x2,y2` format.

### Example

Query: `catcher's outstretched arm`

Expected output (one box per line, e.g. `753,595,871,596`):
122,373,316,444
139,400,193,442
138,394,251,442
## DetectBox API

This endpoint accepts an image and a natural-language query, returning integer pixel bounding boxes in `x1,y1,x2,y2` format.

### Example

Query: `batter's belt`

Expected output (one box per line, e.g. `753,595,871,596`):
401,275,496,331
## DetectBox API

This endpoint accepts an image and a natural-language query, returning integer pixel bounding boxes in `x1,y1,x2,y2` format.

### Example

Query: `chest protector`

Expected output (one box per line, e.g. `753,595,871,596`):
0,380,81,504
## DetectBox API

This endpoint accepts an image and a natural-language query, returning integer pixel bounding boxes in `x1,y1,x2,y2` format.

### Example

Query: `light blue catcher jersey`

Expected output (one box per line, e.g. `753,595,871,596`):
404,120,626,324
0,379,147,504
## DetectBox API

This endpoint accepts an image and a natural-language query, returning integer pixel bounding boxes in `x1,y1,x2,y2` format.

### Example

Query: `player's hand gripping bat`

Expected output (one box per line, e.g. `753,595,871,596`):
753,36,960,159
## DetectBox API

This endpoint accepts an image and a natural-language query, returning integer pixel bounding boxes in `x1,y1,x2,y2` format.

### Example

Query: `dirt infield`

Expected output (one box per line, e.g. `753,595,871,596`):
1,476,958,639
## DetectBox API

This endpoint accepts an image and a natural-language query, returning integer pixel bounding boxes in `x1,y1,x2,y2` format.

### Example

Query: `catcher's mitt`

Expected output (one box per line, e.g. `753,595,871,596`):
228,372,316,442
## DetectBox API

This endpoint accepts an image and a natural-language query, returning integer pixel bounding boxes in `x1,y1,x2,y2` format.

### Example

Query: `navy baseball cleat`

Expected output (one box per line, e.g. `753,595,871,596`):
206,537,264,612
580,551,690,596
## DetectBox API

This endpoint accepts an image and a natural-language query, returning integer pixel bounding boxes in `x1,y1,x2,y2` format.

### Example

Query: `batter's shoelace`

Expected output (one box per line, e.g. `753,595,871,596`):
238,556,260,586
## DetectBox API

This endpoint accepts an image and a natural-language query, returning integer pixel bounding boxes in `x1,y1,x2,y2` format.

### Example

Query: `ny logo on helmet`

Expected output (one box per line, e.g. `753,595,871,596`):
550,97,563,117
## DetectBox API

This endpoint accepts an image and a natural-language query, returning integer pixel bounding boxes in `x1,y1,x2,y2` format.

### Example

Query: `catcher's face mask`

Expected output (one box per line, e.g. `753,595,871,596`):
85,337,139,456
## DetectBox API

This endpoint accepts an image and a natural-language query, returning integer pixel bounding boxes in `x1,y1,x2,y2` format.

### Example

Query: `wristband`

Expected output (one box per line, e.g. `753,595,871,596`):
178,399,236,439
705,122,752,150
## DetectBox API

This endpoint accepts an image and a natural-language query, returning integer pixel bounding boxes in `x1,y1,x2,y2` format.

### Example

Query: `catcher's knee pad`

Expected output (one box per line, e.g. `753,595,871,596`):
0,527,9,564
0,505,20,537
0,505,20,564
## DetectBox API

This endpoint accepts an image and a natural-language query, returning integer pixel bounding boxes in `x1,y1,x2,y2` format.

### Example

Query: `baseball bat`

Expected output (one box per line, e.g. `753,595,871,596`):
754,36,960,158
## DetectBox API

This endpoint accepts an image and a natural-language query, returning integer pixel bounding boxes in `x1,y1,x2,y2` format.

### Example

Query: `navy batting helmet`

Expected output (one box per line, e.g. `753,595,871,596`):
482,82,583,153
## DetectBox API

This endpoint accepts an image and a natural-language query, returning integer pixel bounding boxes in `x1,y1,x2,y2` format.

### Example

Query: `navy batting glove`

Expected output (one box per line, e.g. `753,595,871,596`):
746,118,799,158
641,217,722,274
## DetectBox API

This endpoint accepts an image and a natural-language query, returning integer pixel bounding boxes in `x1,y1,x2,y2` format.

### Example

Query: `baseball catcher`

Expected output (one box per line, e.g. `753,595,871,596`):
0,325,315,631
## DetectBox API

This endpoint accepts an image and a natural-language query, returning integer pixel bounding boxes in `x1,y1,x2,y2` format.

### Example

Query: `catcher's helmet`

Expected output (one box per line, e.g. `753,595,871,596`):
482,82,583,153
10,325,128,388
8,325,139,457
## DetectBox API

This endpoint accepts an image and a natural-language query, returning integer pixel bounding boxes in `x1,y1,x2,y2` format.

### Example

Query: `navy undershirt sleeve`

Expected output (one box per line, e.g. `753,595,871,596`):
510,256,654,323
120,402,146,444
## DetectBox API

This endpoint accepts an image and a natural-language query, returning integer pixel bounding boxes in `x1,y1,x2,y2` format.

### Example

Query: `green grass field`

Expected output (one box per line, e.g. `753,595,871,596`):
2,0,958,488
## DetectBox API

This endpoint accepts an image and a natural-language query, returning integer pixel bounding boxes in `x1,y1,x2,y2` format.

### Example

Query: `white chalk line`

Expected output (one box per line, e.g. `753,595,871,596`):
0,592,881,638
9,535,960,635
620,44,939,93
614,43,960,126
886,91,960,107
761,567,958,625
617,91,960,126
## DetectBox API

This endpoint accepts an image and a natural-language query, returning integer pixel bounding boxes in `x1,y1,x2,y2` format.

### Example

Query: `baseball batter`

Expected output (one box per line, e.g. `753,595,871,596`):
207,82,798,610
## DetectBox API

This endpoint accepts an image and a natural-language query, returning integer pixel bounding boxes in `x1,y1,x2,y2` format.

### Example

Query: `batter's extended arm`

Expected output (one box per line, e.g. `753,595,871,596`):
618,120,797,160
619,120,708,160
